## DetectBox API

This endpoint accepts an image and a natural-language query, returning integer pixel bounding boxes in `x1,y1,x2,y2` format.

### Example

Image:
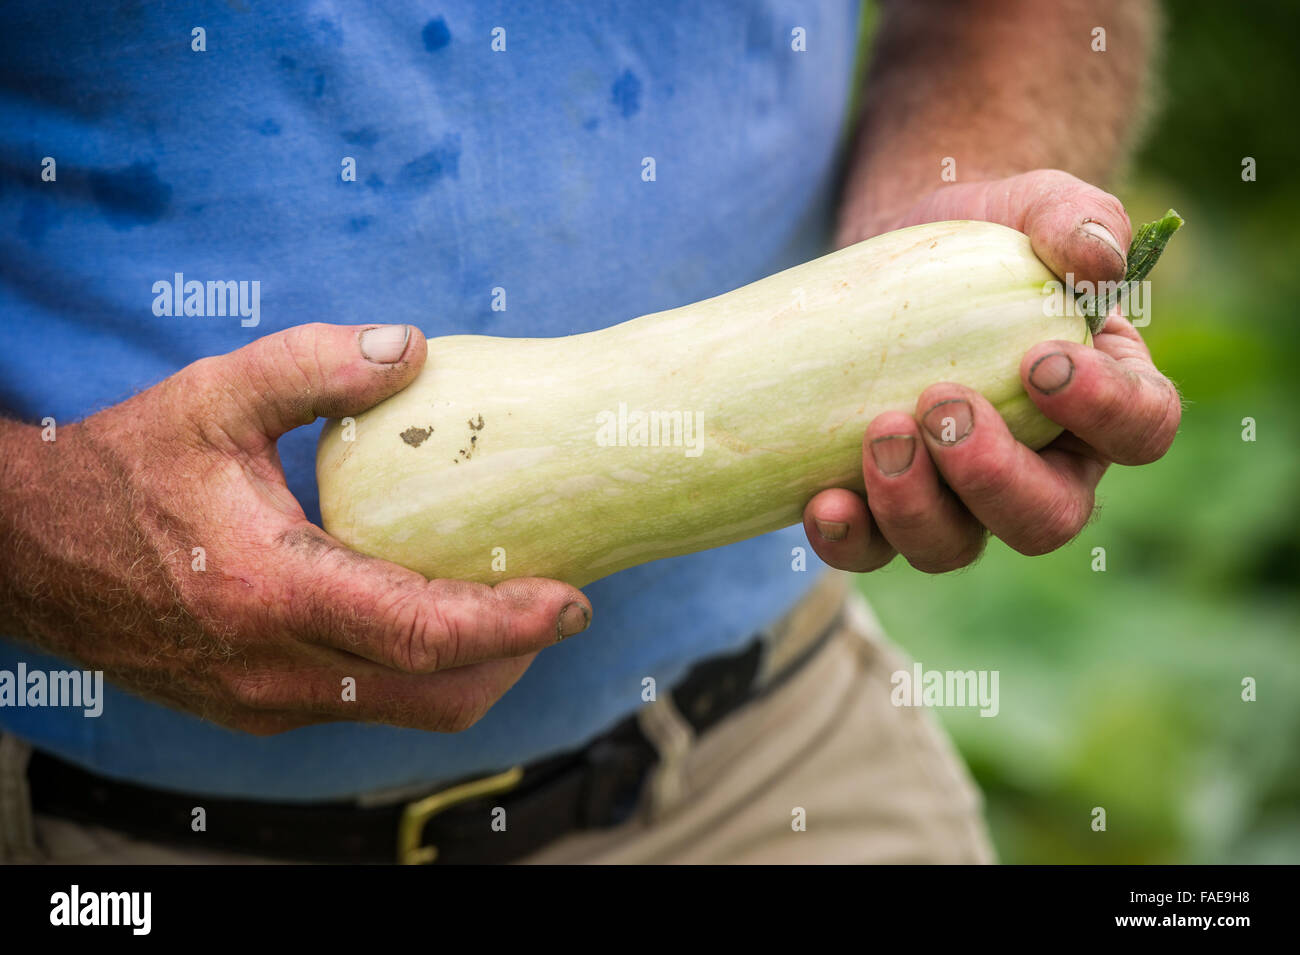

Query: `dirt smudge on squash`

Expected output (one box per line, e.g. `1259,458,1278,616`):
400,425,433,447
457,414,486,460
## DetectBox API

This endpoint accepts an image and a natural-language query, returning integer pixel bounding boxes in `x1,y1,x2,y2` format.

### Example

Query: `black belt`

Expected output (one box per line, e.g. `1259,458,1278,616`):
28,611,841,864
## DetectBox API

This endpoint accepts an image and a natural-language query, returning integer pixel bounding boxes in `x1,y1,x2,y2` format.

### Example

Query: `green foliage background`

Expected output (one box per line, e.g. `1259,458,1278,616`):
854,0,1300,863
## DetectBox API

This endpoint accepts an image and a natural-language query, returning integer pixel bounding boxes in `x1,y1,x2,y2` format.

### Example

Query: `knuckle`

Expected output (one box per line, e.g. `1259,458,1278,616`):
948,449,1017,503
278,325,326,393
907,553,949,575
1061,173,1123,212
387,596,445,673
1092,188,1129,227
1014,532,1059,559
910,532,986,574
184,355,226,394
181,349,278,453
178,358,247,450
1084,370,1139,442
1125,380,1183,464
1015,494,1091,556
879,496,935,537
1029,168,1078,193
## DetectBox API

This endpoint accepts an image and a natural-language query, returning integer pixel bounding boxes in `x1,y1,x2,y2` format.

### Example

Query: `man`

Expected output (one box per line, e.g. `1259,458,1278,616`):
0,0,1177,863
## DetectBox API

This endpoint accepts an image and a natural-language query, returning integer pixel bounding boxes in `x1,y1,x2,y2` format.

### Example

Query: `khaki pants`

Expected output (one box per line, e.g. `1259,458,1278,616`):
2,592,994,864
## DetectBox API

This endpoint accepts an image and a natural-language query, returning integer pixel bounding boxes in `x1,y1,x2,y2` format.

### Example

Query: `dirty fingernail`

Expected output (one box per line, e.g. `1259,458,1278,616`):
359,324,412,363
922,398,973,445
557,602,591,640
870,435,916,476
814,519,849,542
1081,219,1126,267
1029,352,1075,394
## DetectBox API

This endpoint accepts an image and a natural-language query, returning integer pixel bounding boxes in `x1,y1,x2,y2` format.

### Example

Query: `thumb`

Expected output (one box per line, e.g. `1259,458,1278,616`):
202,323,428,443
1005,171,1133,289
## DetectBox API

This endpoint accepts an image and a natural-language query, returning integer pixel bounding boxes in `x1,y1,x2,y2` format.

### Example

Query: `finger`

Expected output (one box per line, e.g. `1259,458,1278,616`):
916,384,1107,556
1022,333,1182,466
983,170,1133,287
1094,308,1157,361
189,322,429,448
275,525,592,672
891,171,1132,288
861,411,986,574
220,649,536,734
802,487,896,573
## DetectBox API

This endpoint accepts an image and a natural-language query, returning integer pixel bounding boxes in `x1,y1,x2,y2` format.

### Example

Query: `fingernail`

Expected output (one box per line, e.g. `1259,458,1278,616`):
359,324,411,363
1081,219,1126,268
870,434,916,476
814,520,849,542
1028,351,1075,394
922,398,973,445
557,602,590,641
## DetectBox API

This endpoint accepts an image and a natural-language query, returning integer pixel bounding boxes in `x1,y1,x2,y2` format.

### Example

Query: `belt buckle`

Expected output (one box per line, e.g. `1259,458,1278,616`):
397,766,524,865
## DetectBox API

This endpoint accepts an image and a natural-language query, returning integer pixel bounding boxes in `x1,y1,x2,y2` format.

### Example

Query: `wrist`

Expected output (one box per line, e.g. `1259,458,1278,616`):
0,418,106,656
0,418,48,641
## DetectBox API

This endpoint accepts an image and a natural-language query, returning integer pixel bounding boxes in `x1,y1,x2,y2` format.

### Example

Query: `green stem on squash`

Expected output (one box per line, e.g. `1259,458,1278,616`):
1080,208,1184,335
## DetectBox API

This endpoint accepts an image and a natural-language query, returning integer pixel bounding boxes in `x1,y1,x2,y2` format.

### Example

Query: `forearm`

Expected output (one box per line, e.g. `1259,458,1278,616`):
837,0,1159,244
0,416,154,661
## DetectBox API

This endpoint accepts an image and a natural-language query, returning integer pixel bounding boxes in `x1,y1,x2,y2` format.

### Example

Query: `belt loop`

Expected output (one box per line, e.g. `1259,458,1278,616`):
0,733,40,863
635,695,696,822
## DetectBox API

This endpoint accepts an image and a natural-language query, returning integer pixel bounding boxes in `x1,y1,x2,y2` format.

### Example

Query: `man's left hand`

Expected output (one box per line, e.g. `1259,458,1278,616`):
804,170,1182,573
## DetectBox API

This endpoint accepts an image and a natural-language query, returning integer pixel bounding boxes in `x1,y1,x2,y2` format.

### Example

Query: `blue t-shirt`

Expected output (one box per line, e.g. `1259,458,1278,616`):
0,1,862,800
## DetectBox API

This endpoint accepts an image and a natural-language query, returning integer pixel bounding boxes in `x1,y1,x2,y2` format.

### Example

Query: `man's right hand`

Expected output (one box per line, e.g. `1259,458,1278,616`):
0,323,592,735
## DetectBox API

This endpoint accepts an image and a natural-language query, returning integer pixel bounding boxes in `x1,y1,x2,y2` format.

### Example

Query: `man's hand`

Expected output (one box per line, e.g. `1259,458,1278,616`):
803,170,1182,572
0,323,592,735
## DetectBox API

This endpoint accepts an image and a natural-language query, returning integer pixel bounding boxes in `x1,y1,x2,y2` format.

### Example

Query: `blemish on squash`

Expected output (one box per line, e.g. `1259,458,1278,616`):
400,426,433,447
709,428,797,455
708,429,754,455
457,416,485,460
